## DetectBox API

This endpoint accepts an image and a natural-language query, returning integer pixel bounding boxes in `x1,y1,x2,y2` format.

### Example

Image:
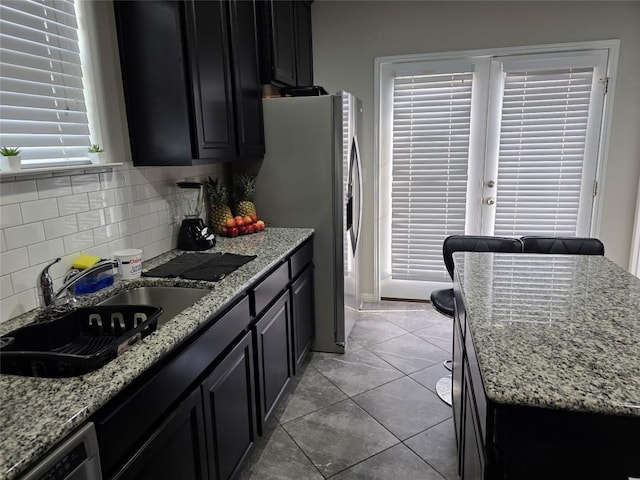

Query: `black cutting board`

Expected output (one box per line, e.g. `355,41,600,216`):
143,253,256,281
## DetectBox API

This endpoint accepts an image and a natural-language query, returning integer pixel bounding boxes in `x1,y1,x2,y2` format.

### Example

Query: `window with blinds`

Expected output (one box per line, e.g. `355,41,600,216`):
494,67,595,237
0,0,91,165
391,72,473,282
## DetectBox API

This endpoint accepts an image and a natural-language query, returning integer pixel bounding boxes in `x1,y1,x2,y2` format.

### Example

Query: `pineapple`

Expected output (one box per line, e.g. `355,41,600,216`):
204,176,233,233
234,174,257,217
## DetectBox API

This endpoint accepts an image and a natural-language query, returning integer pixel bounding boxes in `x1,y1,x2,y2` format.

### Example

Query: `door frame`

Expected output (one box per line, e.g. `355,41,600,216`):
373,40,620,301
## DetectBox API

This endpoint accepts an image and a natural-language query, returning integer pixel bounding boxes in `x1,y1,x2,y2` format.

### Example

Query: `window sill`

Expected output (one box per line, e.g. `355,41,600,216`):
0,163,124,182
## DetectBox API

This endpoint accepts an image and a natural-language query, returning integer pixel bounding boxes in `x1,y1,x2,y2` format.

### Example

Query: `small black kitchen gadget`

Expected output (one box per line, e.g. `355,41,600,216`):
177,181,216,251
279,85,328,97
0,304,162,378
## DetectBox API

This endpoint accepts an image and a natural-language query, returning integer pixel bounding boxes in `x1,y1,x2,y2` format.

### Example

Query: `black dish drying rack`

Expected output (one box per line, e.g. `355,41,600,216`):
0,305,162,378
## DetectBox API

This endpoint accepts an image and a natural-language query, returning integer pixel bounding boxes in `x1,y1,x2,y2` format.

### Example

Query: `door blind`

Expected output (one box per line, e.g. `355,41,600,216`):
391,72,472,282
494,67,594,237
0,0,91,164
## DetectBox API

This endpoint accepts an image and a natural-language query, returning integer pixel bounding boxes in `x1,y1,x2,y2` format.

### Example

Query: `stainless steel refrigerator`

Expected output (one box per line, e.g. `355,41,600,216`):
254,92,363,353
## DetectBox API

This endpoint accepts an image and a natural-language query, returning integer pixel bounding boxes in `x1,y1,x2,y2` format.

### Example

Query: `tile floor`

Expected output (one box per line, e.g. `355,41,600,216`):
238,301,460,480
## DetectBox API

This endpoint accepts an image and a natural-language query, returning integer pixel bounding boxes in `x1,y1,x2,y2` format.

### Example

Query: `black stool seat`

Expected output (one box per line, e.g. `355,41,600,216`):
430,235,523,318
430,288,454,317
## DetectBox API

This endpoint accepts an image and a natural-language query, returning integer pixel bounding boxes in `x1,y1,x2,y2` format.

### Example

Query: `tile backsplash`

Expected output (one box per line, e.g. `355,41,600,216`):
0,163,224,322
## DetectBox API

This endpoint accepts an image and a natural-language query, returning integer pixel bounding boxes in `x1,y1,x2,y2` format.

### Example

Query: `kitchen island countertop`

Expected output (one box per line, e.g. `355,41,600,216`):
454,252,640,417
0,227,313,480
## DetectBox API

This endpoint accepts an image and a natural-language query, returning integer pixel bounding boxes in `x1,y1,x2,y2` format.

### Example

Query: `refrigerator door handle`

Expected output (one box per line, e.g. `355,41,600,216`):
356,139,363,251
349,135,363,254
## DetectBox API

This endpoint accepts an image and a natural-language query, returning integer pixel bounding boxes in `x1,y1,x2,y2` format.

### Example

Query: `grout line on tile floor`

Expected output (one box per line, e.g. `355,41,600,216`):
320,443,402,479
277,420,327,479
309,361,402,400
402,416,456,480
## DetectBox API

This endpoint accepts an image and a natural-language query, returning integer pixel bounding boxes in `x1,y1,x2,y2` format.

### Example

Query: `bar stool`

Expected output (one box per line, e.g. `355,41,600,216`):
430,235,524,405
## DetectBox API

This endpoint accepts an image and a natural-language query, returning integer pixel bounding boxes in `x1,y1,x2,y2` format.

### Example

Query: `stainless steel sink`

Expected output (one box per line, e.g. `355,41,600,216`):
99,286,210,327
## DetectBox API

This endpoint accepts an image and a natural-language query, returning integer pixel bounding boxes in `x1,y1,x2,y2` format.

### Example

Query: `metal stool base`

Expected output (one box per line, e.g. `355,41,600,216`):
436,375,452,406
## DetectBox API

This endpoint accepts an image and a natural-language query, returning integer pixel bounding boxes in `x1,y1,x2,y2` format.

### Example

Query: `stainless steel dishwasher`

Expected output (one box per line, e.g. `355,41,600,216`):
20,422,101,480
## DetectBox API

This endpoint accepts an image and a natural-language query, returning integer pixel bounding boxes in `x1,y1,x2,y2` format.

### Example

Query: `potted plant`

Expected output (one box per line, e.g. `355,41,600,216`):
88,144,105,165
0,146,22,171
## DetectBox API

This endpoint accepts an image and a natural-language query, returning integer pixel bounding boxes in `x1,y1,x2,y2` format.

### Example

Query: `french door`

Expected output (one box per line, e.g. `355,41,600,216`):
379,46,611,300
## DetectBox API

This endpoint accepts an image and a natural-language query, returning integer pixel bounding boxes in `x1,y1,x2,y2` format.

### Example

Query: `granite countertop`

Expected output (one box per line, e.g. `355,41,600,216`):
453,252,640,417
0,227,313,480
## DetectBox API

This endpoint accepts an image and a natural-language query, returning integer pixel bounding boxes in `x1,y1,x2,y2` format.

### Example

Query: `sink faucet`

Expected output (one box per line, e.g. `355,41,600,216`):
38,258,119,307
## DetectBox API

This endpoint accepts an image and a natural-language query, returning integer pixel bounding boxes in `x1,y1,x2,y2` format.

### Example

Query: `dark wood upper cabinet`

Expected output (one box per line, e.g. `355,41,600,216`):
114,1,264,166
294,0,313,86
229,0,265,158
257,0,314,87
184,1,236,161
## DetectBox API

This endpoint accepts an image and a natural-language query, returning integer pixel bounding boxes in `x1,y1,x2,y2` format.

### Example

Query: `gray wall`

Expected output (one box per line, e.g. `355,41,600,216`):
311,0,640,298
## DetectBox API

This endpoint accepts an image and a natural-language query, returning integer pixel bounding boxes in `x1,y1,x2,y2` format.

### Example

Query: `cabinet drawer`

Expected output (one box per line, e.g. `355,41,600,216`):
252,262,289,316
95,296,251,477
289,240,313,280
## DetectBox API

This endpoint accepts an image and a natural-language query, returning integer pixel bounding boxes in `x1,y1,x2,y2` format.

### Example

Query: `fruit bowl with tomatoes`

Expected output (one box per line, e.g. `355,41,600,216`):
220,215,266,237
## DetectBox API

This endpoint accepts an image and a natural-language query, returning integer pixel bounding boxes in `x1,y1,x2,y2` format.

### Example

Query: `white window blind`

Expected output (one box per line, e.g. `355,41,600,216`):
494,67,595,237
391,72,472,282
0,0,91,164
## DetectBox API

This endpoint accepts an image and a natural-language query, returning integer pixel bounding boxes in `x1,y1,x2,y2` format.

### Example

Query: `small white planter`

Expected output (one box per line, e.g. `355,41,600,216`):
0,155,21,171
88,152,105,165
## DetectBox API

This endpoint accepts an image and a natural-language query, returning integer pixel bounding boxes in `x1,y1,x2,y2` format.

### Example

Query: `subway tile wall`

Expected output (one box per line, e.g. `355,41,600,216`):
0,163,224,323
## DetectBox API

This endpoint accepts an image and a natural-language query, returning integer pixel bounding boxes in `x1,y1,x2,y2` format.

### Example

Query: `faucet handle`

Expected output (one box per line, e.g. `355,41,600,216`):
38,258,61,307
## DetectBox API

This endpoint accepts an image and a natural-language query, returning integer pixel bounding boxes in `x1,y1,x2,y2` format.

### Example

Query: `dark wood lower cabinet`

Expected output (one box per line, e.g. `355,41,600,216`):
202,332,257,480
462,373,484,480
95,239,315,480
113,389,208,480
451,315,463,452
290,265,314,371
254,291,292,430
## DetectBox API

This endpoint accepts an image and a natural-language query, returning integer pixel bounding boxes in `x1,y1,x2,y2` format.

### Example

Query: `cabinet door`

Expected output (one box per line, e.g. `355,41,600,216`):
294,1,313,86
202,332,257,480
462,373,485,480
114,1,192,166
112,389,208,480
229,0,264,158
452,315,464,453
255,291,292,429
291,265,314,371
184,1,236,160
268,1,297,86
